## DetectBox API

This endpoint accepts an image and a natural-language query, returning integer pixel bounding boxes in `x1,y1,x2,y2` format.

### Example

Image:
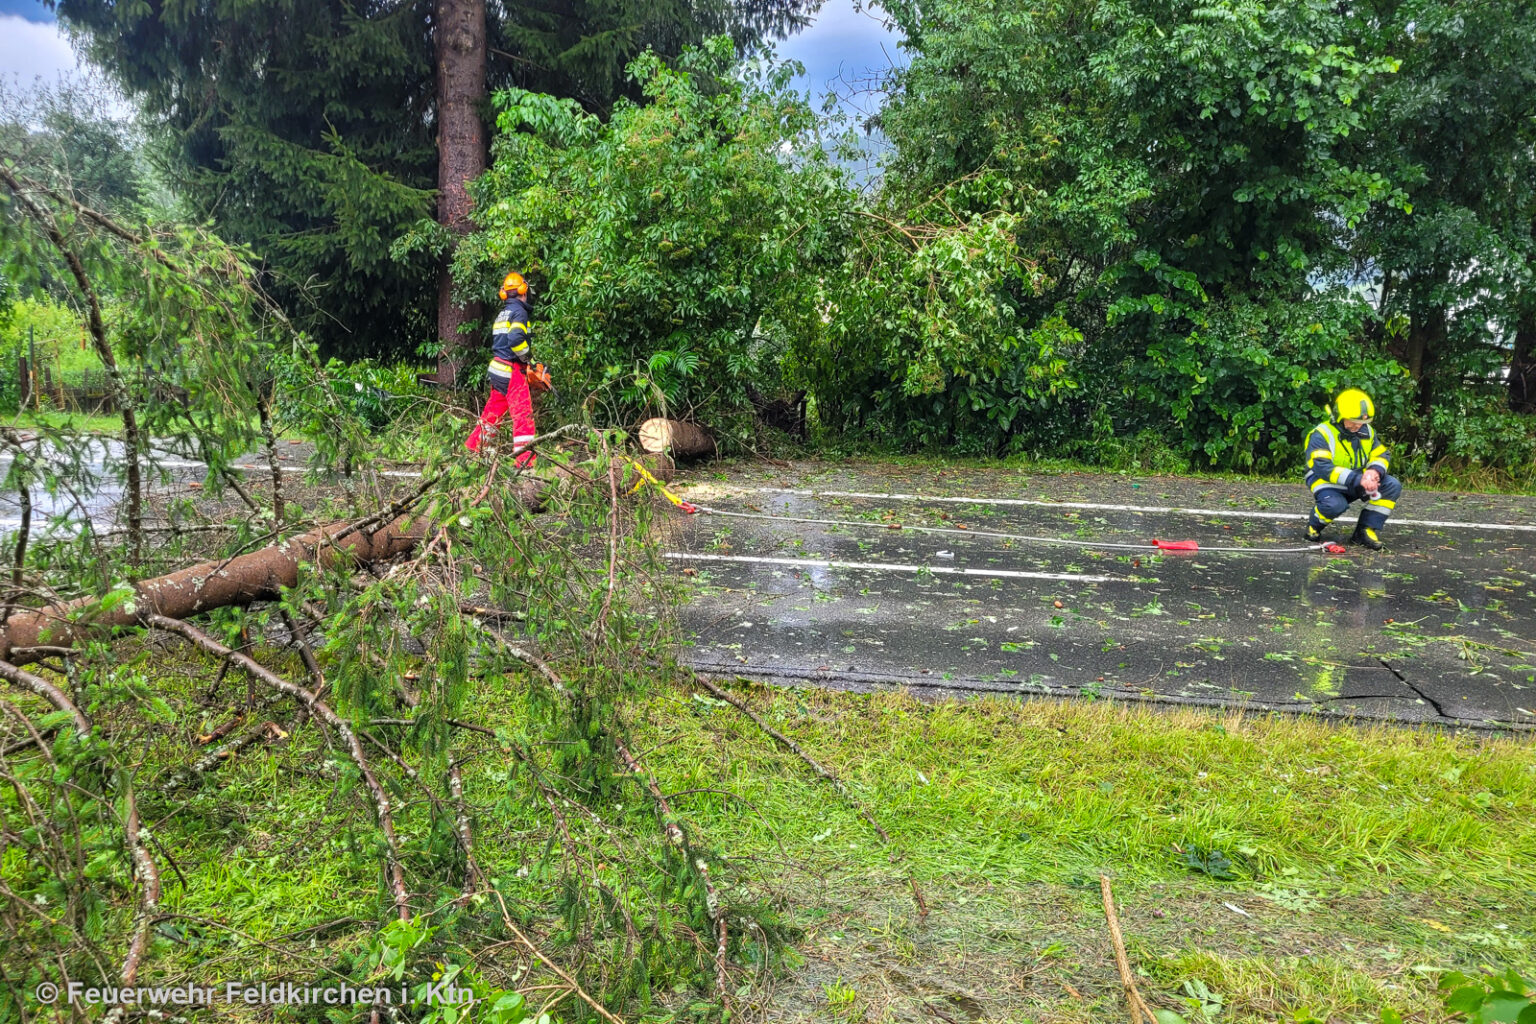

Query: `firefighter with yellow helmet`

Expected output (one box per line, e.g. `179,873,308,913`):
1303,388,1401,550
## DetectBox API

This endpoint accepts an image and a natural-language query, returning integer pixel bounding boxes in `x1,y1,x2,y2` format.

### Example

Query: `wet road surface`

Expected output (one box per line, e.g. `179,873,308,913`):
6,442,1532,728
0,438,406,534
663,463,1536,730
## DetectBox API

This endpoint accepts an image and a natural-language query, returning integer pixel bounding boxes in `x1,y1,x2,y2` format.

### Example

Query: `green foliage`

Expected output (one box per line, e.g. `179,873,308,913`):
1178,846,1238,881
308,358,434,429
55,0,817,363
1344,0,1536,429
797,175,1068,452
1436,968,1536,1024
1119,294,1411,470
832,0,1428,467
0,296,105,408
367,919,533,1024
459,39,847,436
0,72,157,215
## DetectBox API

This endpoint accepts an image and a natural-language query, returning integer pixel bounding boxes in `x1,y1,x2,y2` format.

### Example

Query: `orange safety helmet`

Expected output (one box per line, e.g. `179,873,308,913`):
498,271,528,301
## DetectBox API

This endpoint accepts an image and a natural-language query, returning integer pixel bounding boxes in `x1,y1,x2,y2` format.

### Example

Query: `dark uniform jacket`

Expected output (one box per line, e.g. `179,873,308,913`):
488,297,532,387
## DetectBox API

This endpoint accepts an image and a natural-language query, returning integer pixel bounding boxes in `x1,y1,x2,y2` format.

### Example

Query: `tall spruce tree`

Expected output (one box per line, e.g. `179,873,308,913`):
52,0,816,370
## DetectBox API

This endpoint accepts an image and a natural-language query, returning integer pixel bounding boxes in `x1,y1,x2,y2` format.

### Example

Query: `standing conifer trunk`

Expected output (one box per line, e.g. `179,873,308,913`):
434,0,488,386
1512,313,1536,415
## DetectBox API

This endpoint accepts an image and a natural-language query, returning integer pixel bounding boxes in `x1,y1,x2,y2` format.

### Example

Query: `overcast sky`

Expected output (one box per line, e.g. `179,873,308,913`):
0,0,901,111
0,1,76,94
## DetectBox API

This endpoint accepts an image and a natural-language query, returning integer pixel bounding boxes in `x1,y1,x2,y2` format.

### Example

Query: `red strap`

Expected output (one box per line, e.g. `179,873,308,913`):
1152,539,1199,551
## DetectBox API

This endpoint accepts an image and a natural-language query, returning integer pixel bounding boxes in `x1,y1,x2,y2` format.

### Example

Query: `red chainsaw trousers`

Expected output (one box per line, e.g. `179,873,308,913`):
465,366,536,466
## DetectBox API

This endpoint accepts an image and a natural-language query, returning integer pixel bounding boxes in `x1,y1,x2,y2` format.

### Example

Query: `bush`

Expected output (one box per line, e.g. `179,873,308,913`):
455,39,846,442
1116,293,1412,473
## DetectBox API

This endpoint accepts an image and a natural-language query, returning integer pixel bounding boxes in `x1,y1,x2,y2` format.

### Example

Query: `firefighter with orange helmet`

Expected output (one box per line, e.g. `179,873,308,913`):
466,271,537,466
1303,388,1402,550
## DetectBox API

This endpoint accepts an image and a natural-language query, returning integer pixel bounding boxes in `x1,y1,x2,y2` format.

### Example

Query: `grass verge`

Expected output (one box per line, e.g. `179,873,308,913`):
9,648,1532,1023
633,681,1535,1023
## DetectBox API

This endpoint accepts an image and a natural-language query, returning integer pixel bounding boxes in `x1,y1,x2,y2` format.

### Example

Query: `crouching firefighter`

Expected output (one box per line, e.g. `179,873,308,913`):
466,271,536,467
1303,388,1402,550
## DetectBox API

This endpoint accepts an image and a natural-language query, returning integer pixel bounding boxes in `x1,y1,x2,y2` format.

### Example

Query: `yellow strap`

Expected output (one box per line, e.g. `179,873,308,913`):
628,459,691,509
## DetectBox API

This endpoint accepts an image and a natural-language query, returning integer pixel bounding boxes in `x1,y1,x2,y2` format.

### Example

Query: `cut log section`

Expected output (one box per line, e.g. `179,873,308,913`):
637,418,715,459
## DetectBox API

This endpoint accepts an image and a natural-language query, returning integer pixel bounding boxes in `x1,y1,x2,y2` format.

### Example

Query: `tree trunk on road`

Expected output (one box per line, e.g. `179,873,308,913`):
638,418,716,458
0,518,426,668
433,0,487,386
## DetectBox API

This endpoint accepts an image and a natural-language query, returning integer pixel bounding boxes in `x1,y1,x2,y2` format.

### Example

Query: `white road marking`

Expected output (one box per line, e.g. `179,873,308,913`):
230,464,423,478
756,488,1536,534
665,551,1124,583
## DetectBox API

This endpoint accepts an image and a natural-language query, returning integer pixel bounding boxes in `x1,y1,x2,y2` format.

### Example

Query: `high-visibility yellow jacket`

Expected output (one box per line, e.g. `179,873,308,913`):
1304,420,1389,493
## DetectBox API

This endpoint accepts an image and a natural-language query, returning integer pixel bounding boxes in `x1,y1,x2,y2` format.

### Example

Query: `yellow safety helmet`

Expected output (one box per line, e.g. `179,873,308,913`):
1331,388,1375,423
498,271,528,300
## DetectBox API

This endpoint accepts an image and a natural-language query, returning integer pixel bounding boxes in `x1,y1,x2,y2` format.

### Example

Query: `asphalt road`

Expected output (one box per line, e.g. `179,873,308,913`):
0,438,407,534
662,462,1536,730
7,441,1532,729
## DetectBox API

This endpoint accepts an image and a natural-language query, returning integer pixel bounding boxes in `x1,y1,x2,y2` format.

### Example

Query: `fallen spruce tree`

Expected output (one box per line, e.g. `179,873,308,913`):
2,168,897,1018
0,430,796,1021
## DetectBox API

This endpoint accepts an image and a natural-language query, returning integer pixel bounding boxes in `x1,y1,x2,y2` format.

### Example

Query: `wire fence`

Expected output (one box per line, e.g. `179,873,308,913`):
0,359,189,414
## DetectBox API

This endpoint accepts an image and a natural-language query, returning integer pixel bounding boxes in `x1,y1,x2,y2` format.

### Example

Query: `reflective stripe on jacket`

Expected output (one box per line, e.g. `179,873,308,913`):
1304,421,1390,492
491,296,531,367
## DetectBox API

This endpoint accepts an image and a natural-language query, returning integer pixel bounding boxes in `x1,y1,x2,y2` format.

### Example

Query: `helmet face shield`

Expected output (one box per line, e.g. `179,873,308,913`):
1334,388,1375,423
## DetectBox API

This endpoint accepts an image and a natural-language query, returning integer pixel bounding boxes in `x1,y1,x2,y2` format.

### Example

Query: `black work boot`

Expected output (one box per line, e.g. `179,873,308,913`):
1351,521,1384,551
1305,519,1327,542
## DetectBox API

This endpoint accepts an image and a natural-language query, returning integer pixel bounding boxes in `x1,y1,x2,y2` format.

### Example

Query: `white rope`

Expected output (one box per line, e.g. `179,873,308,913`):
691,505,1326,555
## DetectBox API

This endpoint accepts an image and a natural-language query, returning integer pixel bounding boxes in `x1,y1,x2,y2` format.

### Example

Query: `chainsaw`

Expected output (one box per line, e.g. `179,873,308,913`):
527,362,555,395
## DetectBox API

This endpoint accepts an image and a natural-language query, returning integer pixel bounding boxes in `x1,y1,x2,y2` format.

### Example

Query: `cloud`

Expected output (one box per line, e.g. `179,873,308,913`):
0,15,80,90
777,0,904,95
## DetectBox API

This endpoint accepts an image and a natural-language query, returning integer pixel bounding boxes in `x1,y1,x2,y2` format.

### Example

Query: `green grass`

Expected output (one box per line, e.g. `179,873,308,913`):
4,407,125,433
631,683,1536,1022
8,642,1533,1023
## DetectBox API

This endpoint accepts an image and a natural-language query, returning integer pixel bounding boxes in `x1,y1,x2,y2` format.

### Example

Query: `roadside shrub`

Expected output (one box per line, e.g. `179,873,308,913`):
1116,293,1411,473
455,38,845,442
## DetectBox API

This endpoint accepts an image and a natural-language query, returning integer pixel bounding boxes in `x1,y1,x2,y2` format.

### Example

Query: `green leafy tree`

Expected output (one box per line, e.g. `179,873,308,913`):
1341,0,1536,433
0,163,363,556
0,72,155,216
456,38,848,436
838,0,1415,466
52,0,818,367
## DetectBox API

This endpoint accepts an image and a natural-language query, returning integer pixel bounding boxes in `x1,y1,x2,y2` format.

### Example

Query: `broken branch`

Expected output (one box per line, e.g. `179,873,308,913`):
146,614,411,921
1100,874,1157,1024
